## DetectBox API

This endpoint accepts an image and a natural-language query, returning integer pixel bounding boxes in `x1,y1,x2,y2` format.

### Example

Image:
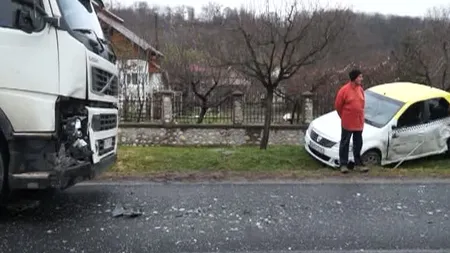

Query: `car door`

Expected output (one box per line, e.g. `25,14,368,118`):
0,0,59,132
420,97,450,155
387,101,427,163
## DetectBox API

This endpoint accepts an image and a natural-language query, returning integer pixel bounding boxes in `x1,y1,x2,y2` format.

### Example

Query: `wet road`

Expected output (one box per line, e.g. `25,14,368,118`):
1,179,450,253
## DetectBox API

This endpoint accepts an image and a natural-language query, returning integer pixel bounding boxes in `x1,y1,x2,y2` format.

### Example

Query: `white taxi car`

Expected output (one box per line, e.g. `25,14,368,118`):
304,82,450,167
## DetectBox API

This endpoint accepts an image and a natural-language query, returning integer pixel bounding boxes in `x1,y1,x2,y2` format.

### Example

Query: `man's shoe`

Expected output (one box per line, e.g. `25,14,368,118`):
340,166,349,174
347,162,355,170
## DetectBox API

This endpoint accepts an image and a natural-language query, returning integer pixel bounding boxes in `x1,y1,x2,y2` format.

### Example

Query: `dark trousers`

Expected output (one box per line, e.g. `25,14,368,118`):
339,127,363,166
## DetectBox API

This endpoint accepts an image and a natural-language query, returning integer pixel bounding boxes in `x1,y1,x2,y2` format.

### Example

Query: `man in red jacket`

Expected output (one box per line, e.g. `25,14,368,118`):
334,69,369,173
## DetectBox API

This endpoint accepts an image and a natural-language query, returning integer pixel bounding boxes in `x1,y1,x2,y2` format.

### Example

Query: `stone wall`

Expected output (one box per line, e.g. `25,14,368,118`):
119,124,307,146
118,90,313,146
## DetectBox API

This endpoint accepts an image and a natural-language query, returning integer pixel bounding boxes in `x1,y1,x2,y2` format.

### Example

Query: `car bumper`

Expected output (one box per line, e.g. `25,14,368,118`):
304,132,342,168
9,153,117,190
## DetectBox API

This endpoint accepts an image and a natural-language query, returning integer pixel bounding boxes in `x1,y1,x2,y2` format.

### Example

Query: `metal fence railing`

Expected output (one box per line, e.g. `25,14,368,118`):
118,92,332,125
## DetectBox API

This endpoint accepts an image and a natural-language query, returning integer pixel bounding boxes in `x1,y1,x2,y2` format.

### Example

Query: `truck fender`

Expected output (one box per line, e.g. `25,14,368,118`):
0,108,13,141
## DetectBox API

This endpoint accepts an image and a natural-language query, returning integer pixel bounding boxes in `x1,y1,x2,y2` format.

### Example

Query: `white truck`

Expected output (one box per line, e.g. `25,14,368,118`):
0,0,119,198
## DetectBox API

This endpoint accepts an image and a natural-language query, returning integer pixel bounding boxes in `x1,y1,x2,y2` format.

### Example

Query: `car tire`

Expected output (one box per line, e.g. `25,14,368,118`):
361,150,381,166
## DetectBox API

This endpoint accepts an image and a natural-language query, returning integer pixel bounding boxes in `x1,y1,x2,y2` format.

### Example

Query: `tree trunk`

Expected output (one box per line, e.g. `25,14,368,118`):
290,99,299,125
260,89,274,150
197,105,208,124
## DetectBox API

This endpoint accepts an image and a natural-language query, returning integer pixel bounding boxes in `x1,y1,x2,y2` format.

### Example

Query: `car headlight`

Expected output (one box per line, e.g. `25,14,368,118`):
306,124,313,136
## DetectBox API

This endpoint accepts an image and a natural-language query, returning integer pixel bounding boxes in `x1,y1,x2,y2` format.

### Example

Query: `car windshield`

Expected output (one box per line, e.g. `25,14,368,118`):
58,0,105,40
364,90,404,128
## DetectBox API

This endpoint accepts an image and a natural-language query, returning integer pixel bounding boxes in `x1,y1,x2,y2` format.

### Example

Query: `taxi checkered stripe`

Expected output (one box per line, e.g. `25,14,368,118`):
393,116,450,133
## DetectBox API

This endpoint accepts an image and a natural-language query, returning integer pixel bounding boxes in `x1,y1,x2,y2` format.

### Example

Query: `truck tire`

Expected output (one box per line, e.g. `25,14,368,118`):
447,138,450,156
0,153,8,203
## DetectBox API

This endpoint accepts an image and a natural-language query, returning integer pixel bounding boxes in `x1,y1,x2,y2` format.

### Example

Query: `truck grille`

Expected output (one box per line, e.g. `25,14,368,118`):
91,67,118,96
92,114,117,132
310,130,336,148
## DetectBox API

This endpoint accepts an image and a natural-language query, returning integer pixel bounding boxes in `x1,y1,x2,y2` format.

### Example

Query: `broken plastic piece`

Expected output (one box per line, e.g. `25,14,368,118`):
112,204,142,218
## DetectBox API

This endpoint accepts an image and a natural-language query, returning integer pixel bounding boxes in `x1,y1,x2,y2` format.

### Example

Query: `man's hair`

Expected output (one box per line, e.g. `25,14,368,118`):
349,69,362,81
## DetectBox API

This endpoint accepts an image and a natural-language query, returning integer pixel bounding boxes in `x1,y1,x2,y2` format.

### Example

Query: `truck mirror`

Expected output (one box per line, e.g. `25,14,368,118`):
15,10,35,34
44,16,61,28
14,0,61,30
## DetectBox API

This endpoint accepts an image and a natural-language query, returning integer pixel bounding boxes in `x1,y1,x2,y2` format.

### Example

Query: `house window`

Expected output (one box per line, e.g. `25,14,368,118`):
131,73,138,84
126,74,131,85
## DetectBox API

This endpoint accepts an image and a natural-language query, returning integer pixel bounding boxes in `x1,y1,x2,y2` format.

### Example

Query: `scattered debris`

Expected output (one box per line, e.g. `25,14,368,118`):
112,203,143,218
112,204,125,217
5,200,41,213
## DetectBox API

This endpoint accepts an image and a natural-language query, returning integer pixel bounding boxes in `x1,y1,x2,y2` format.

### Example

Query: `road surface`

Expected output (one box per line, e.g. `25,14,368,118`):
0,179,450,253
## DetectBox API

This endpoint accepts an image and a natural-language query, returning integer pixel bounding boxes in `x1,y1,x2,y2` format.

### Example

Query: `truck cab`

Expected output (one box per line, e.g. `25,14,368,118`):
0,0,119,197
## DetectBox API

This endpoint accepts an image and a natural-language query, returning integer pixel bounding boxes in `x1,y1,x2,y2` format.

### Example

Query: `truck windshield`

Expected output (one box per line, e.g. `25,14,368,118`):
58,0,105,40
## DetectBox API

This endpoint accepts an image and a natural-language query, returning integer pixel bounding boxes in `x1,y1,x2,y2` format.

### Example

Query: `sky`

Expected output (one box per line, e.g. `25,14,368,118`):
111,0,450,17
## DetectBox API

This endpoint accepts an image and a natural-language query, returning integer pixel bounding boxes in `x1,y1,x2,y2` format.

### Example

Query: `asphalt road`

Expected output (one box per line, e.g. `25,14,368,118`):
1,179,450,253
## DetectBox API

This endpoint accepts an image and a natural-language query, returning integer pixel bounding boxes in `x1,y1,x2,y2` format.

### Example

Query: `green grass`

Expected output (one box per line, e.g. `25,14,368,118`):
107,145,450,179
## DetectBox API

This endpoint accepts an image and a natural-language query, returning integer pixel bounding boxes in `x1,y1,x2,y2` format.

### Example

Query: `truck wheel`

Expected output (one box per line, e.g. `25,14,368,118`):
361,150,381,166
0,153,8,203
447,138,450,156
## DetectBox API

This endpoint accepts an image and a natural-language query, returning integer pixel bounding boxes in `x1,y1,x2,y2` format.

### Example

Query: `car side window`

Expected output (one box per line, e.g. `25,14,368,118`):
427,97,450,121
397,101,426,128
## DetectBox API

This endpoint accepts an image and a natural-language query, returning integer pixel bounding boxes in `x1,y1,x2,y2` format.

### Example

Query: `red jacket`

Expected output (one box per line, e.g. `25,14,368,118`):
334,82,365,131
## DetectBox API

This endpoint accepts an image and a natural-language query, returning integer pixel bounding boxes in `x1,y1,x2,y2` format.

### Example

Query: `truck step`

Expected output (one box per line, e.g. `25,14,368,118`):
10,172,56,189
11,172,52,180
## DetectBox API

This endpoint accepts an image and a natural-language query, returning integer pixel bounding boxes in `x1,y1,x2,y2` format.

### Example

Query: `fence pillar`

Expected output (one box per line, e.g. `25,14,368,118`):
160,91,174,124
232,90,244,125
302,91,314,124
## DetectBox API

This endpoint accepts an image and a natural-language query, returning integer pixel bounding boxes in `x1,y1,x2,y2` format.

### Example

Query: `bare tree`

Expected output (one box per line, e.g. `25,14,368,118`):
393,7,450,90
218,1,352,149
163,27,239,123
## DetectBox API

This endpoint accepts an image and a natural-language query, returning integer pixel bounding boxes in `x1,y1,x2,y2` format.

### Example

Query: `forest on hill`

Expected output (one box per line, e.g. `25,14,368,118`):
109,1,444,89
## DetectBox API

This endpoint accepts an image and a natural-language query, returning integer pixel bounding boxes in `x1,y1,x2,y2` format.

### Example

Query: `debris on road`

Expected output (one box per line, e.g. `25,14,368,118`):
112,203,143,218
4,200,41,213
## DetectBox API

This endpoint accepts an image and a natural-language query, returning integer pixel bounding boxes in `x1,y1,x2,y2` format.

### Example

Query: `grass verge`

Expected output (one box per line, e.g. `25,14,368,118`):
102,145,450,181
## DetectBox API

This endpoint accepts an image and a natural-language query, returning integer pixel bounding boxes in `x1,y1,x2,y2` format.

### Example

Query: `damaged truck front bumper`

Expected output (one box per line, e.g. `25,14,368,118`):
8,106,119,190
9,153,117,190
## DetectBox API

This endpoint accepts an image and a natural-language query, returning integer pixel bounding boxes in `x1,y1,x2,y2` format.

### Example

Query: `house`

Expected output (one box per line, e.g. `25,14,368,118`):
93,3,174,121
93,2,163,74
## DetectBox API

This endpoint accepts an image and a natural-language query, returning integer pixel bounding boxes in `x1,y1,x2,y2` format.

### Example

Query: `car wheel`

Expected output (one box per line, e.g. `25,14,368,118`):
361,150,381,166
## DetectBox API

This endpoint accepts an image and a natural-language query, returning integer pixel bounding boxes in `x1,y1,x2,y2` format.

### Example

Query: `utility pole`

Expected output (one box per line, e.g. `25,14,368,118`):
154,13,159,51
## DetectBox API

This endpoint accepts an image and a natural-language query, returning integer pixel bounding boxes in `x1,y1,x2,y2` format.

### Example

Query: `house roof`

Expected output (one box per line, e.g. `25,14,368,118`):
93,1,124,24
94,3,163,57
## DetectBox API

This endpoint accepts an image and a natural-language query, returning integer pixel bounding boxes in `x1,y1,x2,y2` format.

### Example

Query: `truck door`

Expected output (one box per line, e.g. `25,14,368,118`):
0,0,59,132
